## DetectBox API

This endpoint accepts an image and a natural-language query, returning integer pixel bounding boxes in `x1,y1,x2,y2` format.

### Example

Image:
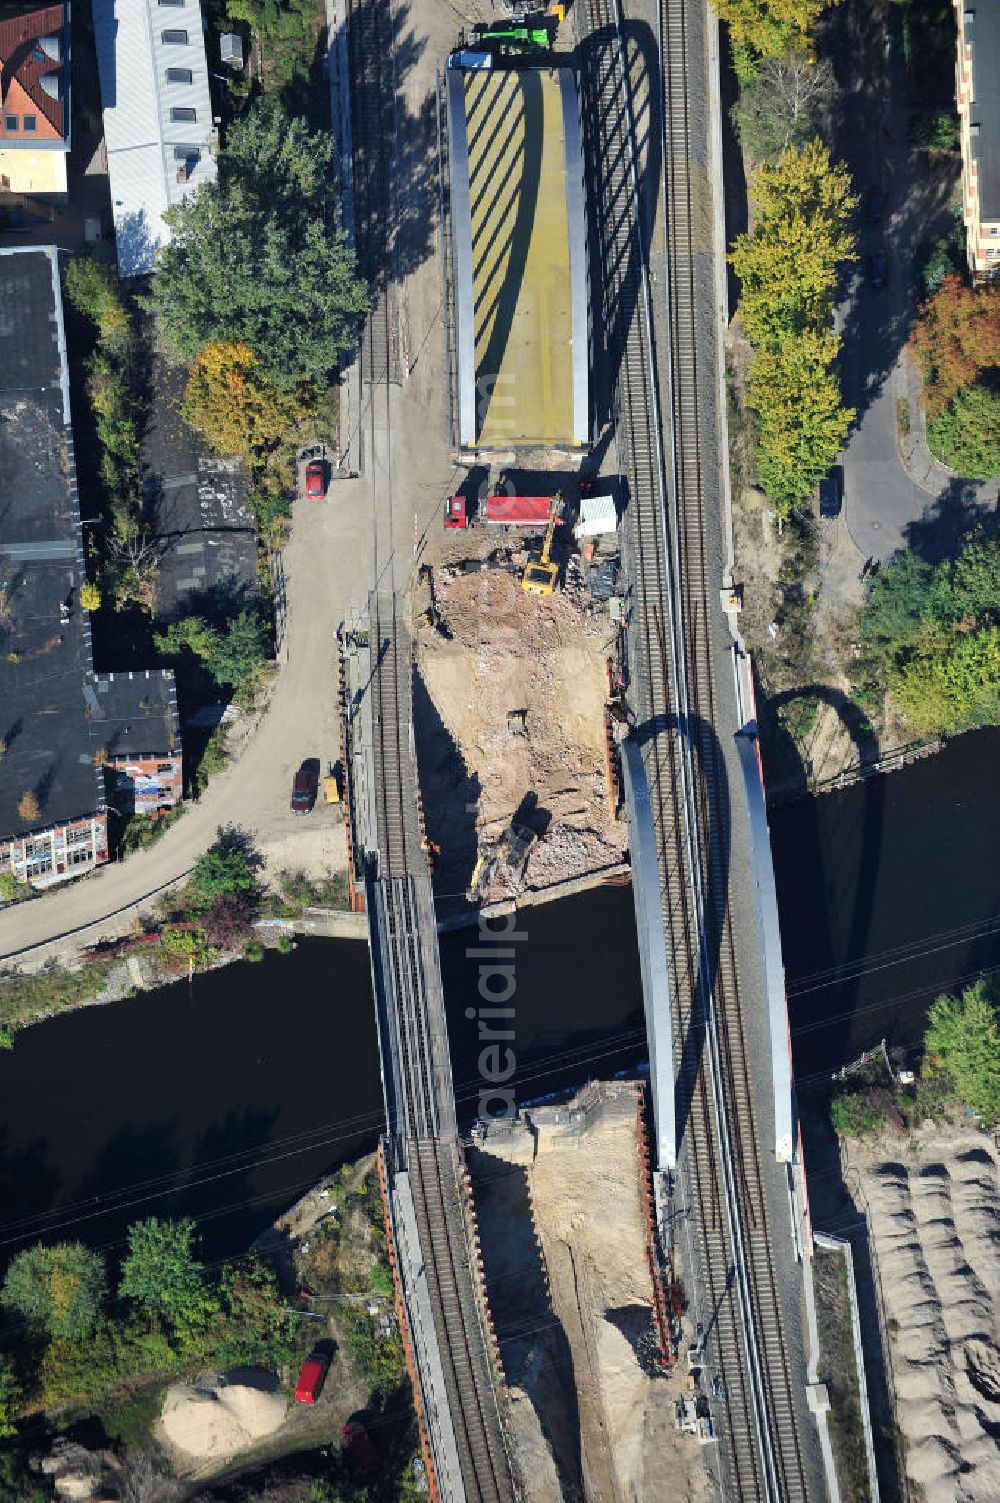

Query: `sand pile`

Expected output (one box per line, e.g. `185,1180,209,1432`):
850,1127,1000,1502
161,1369,286,1460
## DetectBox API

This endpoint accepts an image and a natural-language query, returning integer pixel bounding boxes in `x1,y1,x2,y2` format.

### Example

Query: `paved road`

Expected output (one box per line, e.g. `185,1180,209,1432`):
830,0,999,564
0,485,371,968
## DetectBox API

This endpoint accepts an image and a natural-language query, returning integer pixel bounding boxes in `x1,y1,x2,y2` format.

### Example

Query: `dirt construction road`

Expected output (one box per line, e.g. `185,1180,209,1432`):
0,487,371,969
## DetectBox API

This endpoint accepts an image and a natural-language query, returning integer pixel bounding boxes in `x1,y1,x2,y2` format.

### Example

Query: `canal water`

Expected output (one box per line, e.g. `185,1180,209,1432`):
772,726,1000,1086
2,723,995,1264
0,886,644,1264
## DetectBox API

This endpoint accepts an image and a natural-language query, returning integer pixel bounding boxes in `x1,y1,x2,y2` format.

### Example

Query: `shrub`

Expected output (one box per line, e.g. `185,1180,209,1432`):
16,790,39,825
830,1090,884,1138
0,1356,20,1438
1,1243,106,1339
926,380,1000,478
924,980,1000,1125
157,925,219,972
243,940,266,963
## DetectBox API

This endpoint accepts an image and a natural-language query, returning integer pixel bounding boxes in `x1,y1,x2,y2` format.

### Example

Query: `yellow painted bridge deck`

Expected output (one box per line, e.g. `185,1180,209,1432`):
447,62,589,450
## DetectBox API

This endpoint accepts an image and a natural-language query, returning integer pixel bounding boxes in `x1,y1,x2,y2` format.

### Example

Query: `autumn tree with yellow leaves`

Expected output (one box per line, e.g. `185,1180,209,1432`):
181,342,313,464
730,140,856,511
717,0,839,69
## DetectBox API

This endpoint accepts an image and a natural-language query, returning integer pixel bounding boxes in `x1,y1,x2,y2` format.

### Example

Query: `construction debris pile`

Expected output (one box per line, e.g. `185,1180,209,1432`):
414,531,627,907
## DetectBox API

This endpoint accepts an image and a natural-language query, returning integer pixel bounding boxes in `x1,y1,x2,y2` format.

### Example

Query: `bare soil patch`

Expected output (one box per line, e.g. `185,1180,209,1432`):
470,1084,713,1502
414,537,627,906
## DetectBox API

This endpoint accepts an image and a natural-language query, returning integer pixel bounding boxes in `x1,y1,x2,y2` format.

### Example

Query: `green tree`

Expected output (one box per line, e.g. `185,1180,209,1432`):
207,610,272,689
889,620,1000,736
926,381,1000,478
734,52,834,163
910,109,959,153
155,609,271,695
189,837,260,907
145,103,369,389
860,547,935,673
227,0,321,94
1,1243,106,1339
0,1357,21,1438
924,980,1000,1124
119,1218,216,1332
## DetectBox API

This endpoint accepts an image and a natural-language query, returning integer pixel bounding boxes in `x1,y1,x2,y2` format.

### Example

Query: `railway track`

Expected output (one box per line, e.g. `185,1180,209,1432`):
366,594,516,1503
346,0,399,385
580,0,810,1497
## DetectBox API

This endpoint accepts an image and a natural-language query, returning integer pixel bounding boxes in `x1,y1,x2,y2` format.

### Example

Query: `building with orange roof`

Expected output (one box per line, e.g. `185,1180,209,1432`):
0,3,70,200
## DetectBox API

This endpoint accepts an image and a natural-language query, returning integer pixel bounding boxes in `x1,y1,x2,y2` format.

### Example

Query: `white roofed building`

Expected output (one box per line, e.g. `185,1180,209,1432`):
93,0,217,276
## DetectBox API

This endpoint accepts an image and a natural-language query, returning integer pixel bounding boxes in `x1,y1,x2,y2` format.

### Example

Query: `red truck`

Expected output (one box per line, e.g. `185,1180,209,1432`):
294,1350,330,1404
445,494,555,530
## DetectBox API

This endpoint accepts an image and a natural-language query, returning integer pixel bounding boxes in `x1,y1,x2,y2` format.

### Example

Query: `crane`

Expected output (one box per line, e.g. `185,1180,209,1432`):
521,494,561,596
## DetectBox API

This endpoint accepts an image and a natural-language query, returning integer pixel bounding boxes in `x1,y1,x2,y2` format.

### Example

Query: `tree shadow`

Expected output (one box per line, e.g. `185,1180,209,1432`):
345,0,434,290
718,23,748,315
900,478,1000,564
0,1129,61,1255
185,1105,281,1252
798,1097,908,1502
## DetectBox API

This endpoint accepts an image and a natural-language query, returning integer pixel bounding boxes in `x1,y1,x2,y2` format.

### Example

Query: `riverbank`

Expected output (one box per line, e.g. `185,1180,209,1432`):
0,1152,422,1503
0,866,356,1036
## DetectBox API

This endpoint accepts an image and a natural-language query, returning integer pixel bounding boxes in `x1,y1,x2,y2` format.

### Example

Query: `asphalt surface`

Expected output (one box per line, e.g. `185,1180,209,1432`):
830,0,999,565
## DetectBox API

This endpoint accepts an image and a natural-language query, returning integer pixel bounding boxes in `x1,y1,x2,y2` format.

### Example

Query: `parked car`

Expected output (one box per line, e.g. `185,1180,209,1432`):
342,1417,380,1477
819,466,843,520
867,250,887,289
290,761,319,815
305,457,327,498
866,188,885,224
294,1350,330,1404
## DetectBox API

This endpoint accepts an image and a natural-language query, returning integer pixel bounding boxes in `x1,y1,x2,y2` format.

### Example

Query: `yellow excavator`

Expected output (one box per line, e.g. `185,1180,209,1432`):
521,494,561,596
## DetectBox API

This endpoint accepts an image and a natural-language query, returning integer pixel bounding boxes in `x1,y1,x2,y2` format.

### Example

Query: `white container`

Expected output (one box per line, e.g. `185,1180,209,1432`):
574,493,617,539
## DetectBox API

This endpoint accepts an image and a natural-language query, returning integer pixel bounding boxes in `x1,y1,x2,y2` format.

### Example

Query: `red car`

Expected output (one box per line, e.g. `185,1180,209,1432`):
305,458,327,498
342,1417,380,1476
290,763,318,815
294,1350,330,1404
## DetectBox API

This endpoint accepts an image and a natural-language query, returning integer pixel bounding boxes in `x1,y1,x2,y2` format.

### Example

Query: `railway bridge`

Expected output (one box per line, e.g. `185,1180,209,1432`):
341,0,826,1486
360,593,518,1503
